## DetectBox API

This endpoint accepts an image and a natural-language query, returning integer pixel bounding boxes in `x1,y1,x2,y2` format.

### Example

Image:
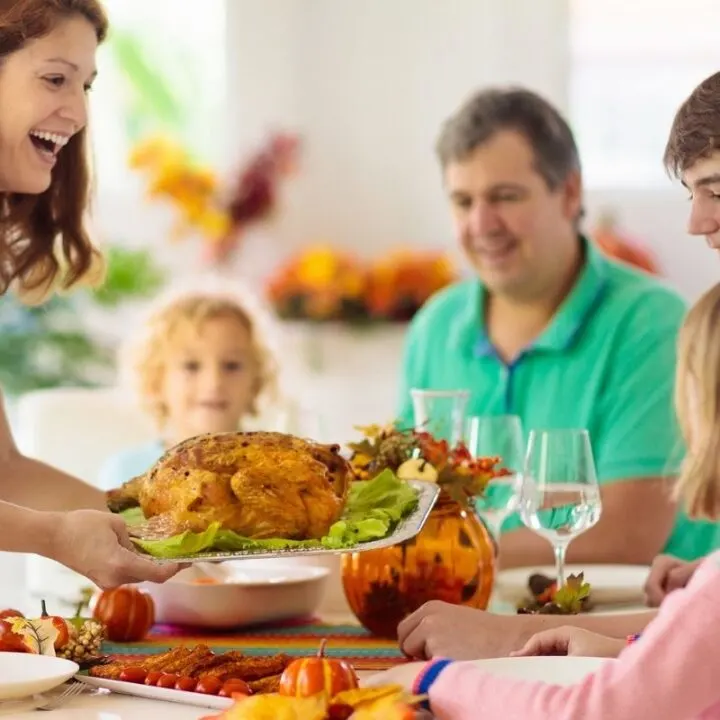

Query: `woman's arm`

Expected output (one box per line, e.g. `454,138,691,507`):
0,392,106,511
426,557,720,720
0,500,177,587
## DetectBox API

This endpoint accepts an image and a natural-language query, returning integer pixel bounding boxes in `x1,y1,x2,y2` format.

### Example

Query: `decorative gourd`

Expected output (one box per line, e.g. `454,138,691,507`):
39,600,72,650
0,617,59,655
279,639,358,698
92,586,155,642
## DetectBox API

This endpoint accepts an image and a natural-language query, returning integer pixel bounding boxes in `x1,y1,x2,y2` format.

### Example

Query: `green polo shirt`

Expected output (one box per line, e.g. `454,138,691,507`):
397,238,713,560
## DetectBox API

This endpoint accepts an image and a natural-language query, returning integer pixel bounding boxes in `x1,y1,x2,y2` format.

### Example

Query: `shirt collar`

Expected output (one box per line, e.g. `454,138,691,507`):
472,235,609,358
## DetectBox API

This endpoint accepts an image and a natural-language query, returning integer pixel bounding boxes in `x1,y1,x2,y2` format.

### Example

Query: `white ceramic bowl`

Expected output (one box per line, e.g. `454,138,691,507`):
0,652,79,700
141,559,330,628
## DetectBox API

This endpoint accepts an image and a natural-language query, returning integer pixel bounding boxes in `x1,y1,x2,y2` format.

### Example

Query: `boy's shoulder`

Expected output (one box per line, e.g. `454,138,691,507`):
109,440,164,465
98,440,164,489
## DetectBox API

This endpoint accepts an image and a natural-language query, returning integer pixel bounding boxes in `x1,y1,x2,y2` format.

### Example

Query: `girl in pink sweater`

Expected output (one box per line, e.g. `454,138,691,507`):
371,281,720,718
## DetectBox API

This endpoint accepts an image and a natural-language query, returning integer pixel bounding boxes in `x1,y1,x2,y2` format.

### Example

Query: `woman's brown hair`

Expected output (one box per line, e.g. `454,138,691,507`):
675,282,720,520
0,0,108,303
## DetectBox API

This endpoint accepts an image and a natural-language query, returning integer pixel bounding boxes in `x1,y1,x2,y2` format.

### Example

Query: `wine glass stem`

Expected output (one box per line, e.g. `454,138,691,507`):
554,543,568,587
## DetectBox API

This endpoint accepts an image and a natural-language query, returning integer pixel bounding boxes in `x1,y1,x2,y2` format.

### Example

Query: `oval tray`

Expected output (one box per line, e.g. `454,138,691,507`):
142,479,440,565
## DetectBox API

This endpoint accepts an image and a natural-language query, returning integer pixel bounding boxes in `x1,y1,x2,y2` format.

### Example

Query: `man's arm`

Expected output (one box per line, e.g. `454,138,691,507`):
500,289,686,569
0,391,106,512
499,476,677,567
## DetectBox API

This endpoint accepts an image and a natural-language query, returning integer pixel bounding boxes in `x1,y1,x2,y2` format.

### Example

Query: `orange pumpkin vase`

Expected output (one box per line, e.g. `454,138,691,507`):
92,586,155,642
279,639,359,698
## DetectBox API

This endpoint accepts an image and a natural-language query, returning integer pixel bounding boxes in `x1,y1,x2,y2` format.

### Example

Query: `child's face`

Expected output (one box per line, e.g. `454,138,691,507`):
159,314,260,439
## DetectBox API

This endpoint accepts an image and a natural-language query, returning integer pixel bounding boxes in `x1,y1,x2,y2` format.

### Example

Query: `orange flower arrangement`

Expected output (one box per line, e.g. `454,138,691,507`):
267,246,457,323
591,211,661,275
129,133,300,265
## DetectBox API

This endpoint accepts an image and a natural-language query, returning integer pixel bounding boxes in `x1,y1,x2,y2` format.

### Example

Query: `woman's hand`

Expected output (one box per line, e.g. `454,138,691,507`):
44,509,181,588
510,626,625,658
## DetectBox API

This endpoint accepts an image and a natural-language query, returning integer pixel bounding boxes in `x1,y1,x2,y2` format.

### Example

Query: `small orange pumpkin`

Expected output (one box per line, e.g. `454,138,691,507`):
279,639,358,698
92,586,155,642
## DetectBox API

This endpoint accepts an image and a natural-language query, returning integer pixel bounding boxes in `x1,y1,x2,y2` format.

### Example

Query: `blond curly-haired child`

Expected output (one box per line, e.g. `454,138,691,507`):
98,283,284,489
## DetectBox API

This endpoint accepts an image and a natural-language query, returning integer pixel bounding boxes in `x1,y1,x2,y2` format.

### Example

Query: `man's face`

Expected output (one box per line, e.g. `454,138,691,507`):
682,152,720,253
443,130,582,299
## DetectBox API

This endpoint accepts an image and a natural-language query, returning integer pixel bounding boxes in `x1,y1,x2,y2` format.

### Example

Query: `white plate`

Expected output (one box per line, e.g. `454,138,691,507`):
140,560,330,627
0,653,78,700
75,675,233,710
495,564,650,607
136,480,440,565
469,656,609,685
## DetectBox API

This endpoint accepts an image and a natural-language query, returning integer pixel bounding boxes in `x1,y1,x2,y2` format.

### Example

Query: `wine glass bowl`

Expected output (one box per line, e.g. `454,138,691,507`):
464,415,524,539
410,389,470,445
518,429,602,586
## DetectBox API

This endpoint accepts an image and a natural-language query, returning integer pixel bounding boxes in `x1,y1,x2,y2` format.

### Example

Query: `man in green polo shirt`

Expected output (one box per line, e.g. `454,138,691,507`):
397,87,694,567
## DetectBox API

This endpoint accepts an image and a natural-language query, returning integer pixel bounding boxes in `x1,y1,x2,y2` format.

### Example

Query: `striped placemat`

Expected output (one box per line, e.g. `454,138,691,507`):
103,617,407,672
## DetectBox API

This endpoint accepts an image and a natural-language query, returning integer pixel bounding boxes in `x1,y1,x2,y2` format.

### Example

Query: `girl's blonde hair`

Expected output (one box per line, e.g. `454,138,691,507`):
121,279,281,428
675,281,720,520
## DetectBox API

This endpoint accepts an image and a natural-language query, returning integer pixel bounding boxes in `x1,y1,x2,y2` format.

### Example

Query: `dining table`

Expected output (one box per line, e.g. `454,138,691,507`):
0,551,650,718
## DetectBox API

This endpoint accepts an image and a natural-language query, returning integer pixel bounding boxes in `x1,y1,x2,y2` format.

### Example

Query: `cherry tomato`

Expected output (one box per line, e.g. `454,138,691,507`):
157,673,179,689
219,678,252,698
195,676,223,695
144,671,163,686
119,667,147,684
175,676,197,693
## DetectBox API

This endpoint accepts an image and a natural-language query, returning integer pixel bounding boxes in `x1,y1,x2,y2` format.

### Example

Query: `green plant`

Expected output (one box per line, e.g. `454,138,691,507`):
91,246,165,308
0,246,165,396
103,26,208,156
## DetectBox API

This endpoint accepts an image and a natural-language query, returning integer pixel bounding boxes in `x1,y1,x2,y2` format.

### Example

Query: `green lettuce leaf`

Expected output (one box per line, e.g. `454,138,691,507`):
133,523,221,558
120,507,145,527
131,469,419,558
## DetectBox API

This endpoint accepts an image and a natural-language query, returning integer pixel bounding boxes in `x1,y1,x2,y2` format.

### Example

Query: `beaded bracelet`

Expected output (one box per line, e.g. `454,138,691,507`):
627,633,642,645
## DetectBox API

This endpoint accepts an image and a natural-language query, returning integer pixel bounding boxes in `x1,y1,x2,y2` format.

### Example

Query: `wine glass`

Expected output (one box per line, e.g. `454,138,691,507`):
518,429,602,586
464,415,524,540
410,389,470,444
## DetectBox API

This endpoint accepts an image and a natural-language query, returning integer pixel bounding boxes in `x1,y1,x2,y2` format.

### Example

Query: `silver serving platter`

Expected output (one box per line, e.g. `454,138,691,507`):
142,479,440,565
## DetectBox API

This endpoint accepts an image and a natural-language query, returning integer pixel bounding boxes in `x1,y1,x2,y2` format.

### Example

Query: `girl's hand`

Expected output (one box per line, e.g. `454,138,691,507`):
511,626,626,658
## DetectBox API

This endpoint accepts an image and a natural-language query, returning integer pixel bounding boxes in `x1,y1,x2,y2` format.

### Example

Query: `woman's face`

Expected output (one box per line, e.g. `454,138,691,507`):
0,16,98,194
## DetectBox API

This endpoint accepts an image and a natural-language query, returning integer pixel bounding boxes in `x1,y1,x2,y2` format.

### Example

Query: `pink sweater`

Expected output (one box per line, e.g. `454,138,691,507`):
425,550,720,720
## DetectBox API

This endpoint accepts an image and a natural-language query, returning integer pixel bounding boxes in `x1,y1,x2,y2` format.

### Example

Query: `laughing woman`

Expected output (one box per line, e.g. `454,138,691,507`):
0,0,179,588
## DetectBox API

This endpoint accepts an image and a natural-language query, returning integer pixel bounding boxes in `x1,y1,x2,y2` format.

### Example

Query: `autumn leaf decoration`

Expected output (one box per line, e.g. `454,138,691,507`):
552,573,592,614
348,424,510,506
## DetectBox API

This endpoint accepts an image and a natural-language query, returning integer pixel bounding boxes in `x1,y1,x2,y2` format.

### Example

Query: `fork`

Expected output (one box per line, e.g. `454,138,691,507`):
34,682,87,711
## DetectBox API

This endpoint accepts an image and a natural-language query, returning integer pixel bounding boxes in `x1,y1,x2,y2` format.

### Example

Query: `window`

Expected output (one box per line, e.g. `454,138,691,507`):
90,0,227,193
569,0,720,189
